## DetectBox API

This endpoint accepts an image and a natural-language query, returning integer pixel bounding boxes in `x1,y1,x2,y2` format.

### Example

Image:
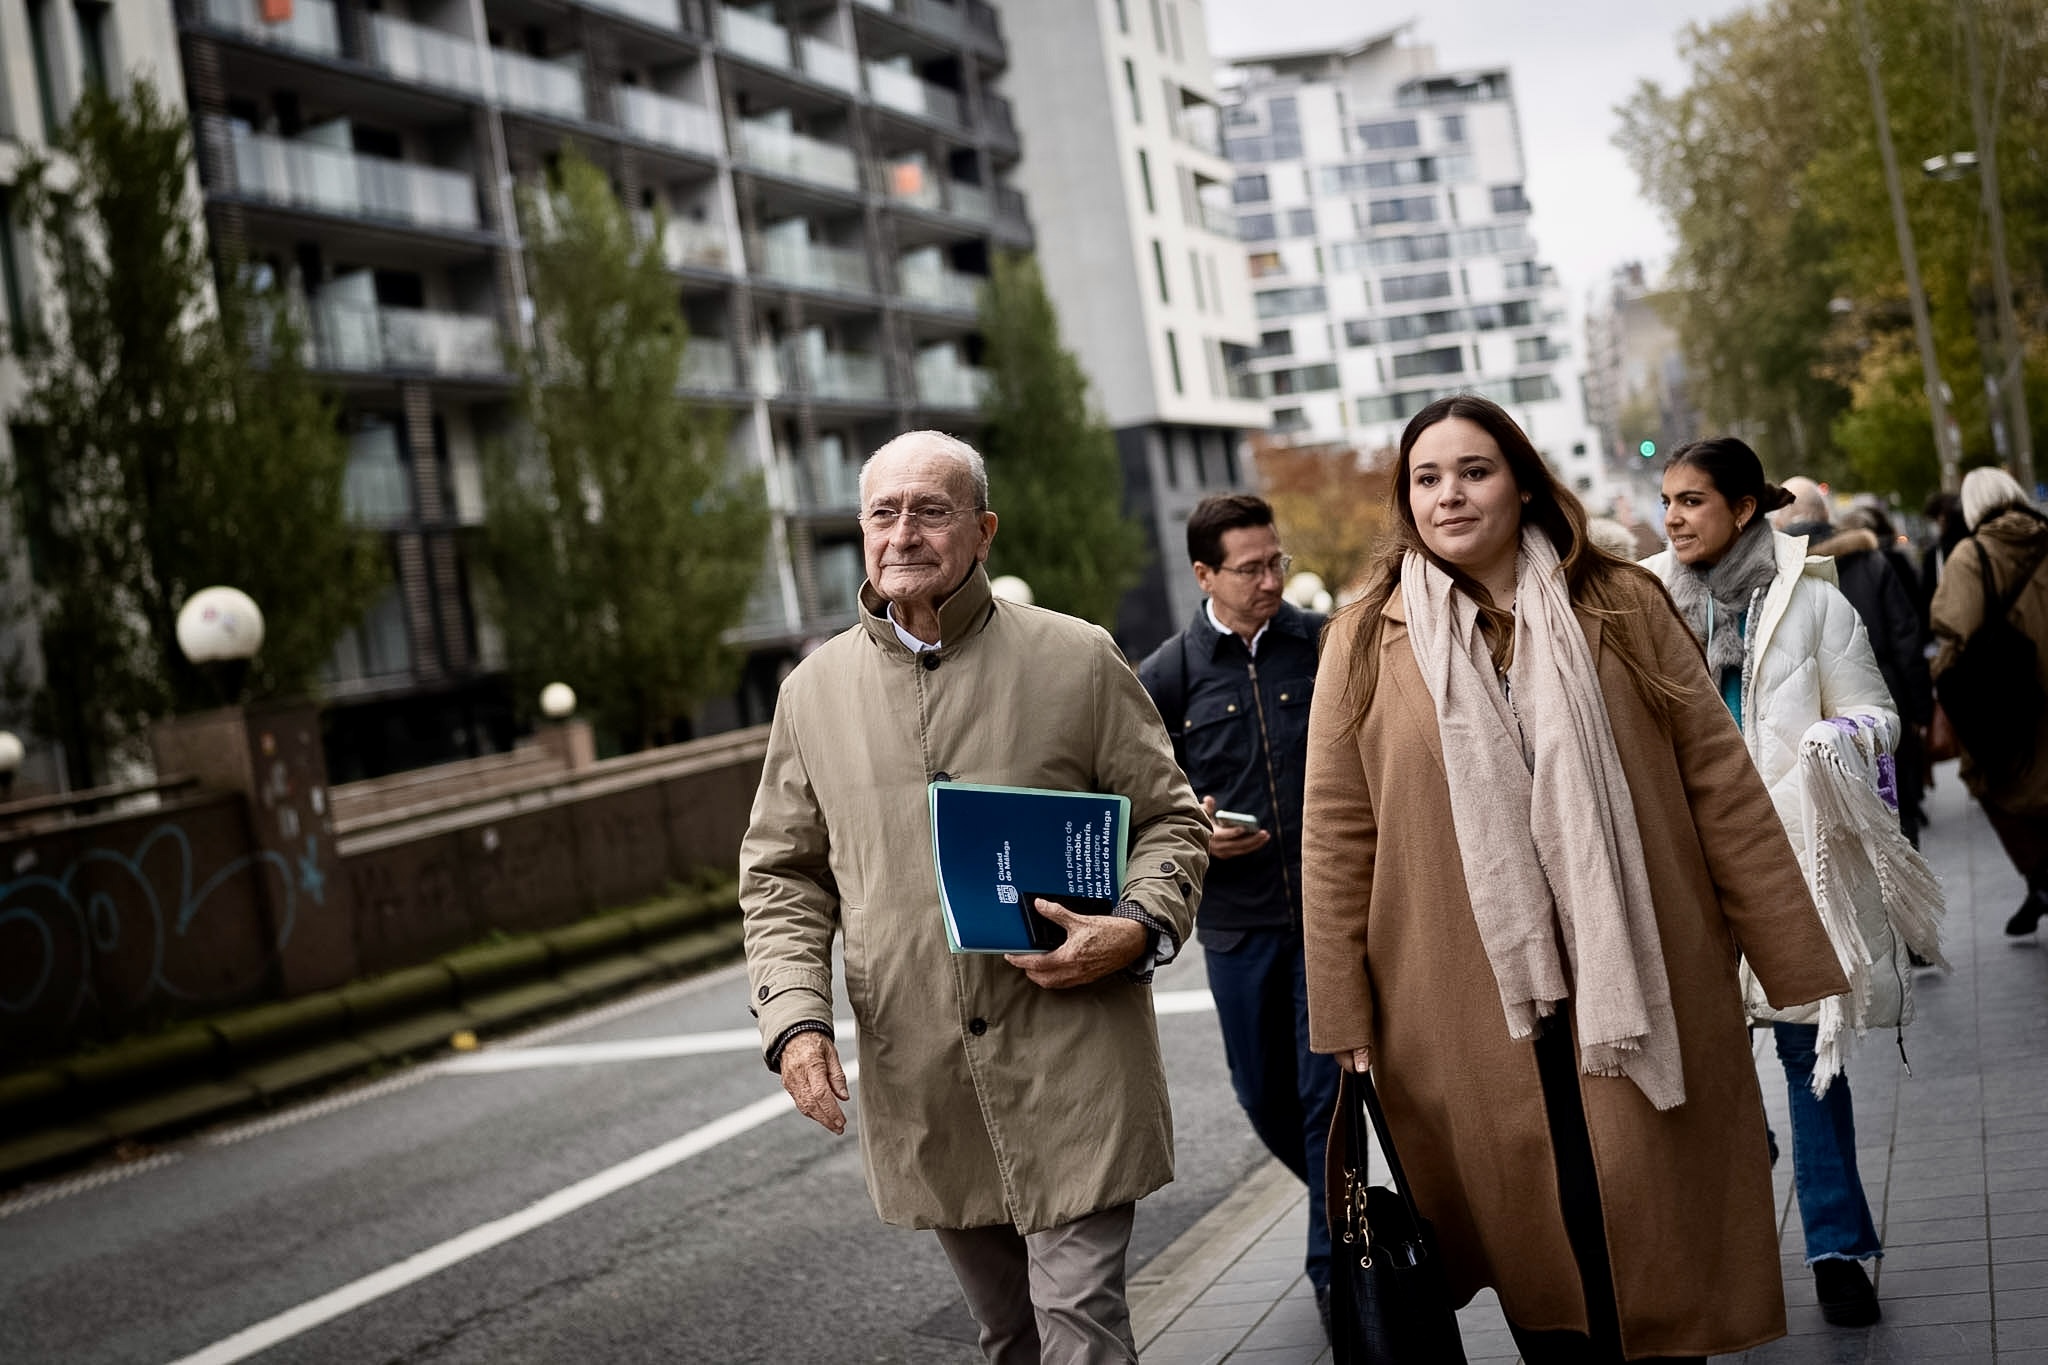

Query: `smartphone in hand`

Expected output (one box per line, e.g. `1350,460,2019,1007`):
1212,809,1261,832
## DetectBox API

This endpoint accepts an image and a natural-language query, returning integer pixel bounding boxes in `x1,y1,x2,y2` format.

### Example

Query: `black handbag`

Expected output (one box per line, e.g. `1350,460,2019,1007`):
1329,1070,1468,1363
1935,533,2048,787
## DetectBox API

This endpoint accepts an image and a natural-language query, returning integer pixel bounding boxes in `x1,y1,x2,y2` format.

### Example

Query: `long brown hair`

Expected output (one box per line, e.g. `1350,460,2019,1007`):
1334,394,1692,732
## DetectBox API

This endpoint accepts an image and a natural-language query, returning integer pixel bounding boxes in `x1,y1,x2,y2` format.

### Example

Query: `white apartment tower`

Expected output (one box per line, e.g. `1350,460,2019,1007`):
1001,0,1269,656
1220,27,1604,502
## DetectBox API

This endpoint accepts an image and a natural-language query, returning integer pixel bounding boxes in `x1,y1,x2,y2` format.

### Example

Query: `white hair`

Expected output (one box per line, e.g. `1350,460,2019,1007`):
1584,517,1639,561
1776,475,1828,528
1962,466,2031,531
860,430,989,509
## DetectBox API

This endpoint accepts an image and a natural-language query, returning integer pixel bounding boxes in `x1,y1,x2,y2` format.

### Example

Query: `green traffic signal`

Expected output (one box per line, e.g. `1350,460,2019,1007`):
1638,440,1658,459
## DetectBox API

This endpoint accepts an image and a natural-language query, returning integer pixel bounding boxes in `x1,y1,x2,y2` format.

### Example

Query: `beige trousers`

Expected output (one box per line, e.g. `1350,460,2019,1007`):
933,1203,1138,1365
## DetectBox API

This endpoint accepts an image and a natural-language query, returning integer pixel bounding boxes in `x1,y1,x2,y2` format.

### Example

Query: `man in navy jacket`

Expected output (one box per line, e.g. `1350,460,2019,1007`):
1138,494,1339,1328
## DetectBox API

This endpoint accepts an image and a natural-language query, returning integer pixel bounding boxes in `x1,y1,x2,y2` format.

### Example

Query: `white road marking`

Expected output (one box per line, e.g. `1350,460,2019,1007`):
164,1063,859,1365
1153,989,1216,1016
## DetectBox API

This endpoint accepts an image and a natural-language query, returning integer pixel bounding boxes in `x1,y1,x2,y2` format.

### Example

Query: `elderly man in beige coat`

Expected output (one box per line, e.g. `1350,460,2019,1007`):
740,430,1210,1363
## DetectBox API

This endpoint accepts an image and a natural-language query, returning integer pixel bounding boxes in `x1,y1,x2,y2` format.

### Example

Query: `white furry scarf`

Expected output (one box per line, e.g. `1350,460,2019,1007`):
1403,529,1686,1110
1664,518,1778,676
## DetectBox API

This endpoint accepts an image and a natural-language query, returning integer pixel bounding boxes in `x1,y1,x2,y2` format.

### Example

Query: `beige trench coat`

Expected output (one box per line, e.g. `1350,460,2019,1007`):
1303,571,1846,1358
741,567,1210,1234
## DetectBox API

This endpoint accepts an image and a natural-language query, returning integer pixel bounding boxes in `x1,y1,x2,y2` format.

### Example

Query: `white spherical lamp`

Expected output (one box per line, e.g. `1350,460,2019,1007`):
176,587,265,664
989,575,1034,606
0,730,23,787
1283,571,1327,610
539,682,577,720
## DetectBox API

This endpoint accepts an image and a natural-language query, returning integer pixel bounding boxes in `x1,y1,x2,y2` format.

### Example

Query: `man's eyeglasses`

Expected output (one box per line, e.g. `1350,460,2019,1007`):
859,505,981,533
1213,553,1293,582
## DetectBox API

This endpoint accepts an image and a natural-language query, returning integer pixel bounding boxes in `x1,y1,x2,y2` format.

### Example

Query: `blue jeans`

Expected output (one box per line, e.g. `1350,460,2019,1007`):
1204,929,1341,1291
1773,1022,1883,1264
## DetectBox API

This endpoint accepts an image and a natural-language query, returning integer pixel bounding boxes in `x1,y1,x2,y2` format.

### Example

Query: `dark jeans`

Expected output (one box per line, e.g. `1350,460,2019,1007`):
1204,928,1340,1292
1773,1022,1883,1264
1508,1018,1705,1365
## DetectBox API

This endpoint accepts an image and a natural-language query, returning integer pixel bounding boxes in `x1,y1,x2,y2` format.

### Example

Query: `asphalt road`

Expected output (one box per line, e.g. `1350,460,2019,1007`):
0,947,1275,1364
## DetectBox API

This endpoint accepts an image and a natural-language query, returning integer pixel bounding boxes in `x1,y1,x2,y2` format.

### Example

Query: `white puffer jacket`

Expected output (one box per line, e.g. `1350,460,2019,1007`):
1645,532,1903,1027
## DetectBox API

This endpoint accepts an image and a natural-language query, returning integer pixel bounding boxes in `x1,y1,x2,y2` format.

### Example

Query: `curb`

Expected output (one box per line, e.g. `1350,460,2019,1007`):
1129,1160,1304,1349
0,884,746,1186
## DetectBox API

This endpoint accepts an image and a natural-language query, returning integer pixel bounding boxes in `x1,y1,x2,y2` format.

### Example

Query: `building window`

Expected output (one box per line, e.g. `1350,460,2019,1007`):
1368,195,1437,226
1358,119,1420,150
1503,259,1543,289
1148,0,1166,52
1189,249,1205,311
1124,60,1142,123
1237,212,1276,241
1253,329,1293,359
1391,346,1465,379
75,2,111,93
1272,407,1309,433
1166,329,1183,394
0,189,28,342
1441,114,1467,143
1491,184,1531,214
1152,240,1170,304
1232,173,1269,203
1138,149,1155,213
1205,255,1222,310
1253,285,1326,319
1285,206,1316,237
27,0,61,139
1114,0,1128,33
1247,250,1283,277
1381,271,1454,304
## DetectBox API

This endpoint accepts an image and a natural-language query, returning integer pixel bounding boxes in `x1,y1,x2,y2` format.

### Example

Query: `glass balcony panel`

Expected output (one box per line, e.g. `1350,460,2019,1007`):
493,48,586,120
736,121,860,190
798,36,859,93
915,359,989,409
801,450,863,509
617,85,723,156
217,122,480,231
803,350,887,402
760,237,871,294
865,63,963,127
203,0,340,56
897,262,982,312
581,0,681,30
813,543,863,617
907,0,965,40
752,341,786,397
679,337,738,390
720,7,793,69
311,301,504,376
945,179,992,221
368,14,486,95
343,429,413,523
663,217,730,270
1200,201,1236,238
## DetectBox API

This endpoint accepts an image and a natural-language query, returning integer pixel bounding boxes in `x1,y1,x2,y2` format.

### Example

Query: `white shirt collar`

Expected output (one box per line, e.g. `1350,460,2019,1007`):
1205,600,1269,656
887,604,940,653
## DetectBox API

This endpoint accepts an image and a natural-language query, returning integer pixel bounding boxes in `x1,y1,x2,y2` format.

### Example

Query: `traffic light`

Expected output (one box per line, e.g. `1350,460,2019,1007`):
1638,440,1658,459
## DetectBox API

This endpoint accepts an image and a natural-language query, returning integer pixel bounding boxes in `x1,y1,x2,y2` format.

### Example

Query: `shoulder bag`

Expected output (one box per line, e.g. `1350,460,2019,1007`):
1330,1069,1467,1363
1935,535,2048,787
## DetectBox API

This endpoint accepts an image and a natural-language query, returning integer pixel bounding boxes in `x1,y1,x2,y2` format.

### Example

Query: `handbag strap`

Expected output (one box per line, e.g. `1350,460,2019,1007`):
1359,1071,1429,1237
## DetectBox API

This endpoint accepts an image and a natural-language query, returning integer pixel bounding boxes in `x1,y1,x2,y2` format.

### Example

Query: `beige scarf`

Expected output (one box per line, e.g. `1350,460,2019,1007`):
1403,528,1686,1110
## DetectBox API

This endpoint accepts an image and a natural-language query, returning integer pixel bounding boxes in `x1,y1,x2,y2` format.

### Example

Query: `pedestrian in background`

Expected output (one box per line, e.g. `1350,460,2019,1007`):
1646,438,1897,1328
740,430,1210,1363
1302,395,1844,1363
1137,494,1340,1334
1931,466,2048,936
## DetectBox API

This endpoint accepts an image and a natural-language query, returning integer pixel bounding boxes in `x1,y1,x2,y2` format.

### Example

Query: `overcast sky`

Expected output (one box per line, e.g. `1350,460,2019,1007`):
1201,0,1753,312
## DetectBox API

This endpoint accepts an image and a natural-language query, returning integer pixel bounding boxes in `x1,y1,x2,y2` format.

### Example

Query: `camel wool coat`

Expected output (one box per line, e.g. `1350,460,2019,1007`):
1303,569,1846,1359
741,566,1209,1235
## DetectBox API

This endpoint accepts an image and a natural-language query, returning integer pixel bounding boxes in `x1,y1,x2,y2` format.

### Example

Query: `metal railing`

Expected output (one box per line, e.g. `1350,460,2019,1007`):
758,237,872,294
799,451,862,509
735,121,860,191
343,451,414,523
211,120,480,231
798,36,859,93
366,13,486,95
752,341,785,398
679,337,739,391
980,92,1018,151
617,85,722,156
719,5,792,69
866,63,964,127
201,0,339,55
897,262,983,312
581,0,683,30
494,48,587,120
657,216,730,270
798,348,888,402
915,362,989,409
309,301,505,376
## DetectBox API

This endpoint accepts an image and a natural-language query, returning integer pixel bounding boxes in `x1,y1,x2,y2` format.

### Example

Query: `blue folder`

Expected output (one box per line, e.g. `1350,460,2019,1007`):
928,781,1132,954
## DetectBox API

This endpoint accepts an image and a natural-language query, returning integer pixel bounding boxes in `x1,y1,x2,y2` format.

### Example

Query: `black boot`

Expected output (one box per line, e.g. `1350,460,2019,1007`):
2007,885,2048,936
1814,1259,1881,1327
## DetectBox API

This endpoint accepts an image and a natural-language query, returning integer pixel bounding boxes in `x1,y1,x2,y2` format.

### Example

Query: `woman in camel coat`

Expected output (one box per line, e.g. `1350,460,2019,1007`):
1303,395,1846,1362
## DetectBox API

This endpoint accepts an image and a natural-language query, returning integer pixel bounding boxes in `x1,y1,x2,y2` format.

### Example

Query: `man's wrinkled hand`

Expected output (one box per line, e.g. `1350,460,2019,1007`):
780,1030,850,1135
1202,795,1271,860
1005,902,1147,989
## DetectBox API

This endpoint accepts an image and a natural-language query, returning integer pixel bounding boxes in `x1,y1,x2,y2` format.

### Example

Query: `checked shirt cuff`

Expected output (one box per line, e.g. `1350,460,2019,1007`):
1113,901,1179,983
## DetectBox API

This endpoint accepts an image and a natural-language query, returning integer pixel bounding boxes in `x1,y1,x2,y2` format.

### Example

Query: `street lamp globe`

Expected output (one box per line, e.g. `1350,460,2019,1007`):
1283,571,1327,609
989,575,1034,606
176,587,265,664
0,730,23,797
539,682,577,720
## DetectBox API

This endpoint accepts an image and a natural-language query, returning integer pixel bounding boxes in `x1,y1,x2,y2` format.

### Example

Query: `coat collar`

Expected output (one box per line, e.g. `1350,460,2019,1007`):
859,563,997,656
1188,598,1318,657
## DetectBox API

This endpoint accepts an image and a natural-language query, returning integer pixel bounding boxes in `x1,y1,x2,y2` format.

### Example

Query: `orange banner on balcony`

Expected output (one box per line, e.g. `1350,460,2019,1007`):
260,0,293,21
891,162,925,196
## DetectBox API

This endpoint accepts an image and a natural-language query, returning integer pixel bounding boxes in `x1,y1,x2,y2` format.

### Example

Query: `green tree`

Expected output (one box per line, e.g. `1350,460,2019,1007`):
977,253,1147,626
7,82,381,788
481,148,767,751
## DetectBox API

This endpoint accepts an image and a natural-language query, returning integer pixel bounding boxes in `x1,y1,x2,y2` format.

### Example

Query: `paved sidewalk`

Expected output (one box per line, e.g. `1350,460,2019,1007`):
1131,765,2048,1362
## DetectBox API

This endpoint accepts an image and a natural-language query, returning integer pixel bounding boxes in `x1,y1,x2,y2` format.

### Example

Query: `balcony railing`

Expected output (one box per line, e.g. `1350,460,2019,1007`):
367,13,486,96
866,64,964,127
343,438,414,524
1198,201,1236,238
617,85,722,157
664,217,731,270
201,0,339,56
916,362,989,409
759,238,872,294
719,6,793,69
897,262,983,313
813,543,863,617
309,301,505,376
980,93,1018,152
212,122,480,232
1174,107,1225,158
679,337,739,391
582,0,683,31
798,349,888,402
797,36,860,93
494,48,586,121
735,121,860,191
752,341,785,398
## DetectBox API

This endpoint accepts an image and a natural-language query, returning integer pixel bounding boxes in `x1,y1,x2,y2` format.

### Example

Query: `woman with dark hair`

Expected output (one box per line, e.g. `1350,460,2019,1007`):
1643,436,1900,1329
1931,467,2048,933
1302,396,1845,1362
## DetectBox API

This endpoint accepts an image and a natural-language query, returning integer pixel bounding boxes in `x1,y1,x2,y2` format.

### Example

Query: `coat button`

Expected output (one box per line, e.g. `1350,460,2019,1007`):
1226,703,1237,712
922,653,941,671
758,986,770,1002
1280,692,1290,702
968,1017,987,1036
1159,861,1174,873
932,770,951,783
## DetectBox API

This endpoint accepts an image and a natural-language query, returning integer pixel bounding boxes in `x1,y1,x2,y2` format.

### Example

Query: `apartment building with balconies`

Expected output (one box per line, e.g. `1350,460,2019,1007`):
175,0,1028,776
1220,27,1605,504
1001,0,1269,658
0,0,187,793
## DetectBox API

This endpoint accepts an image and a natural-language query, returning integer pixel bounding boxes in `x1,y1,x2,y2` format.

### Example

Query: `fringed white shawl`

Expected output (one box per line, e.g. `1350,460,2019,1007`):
1796,713,1949,1094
